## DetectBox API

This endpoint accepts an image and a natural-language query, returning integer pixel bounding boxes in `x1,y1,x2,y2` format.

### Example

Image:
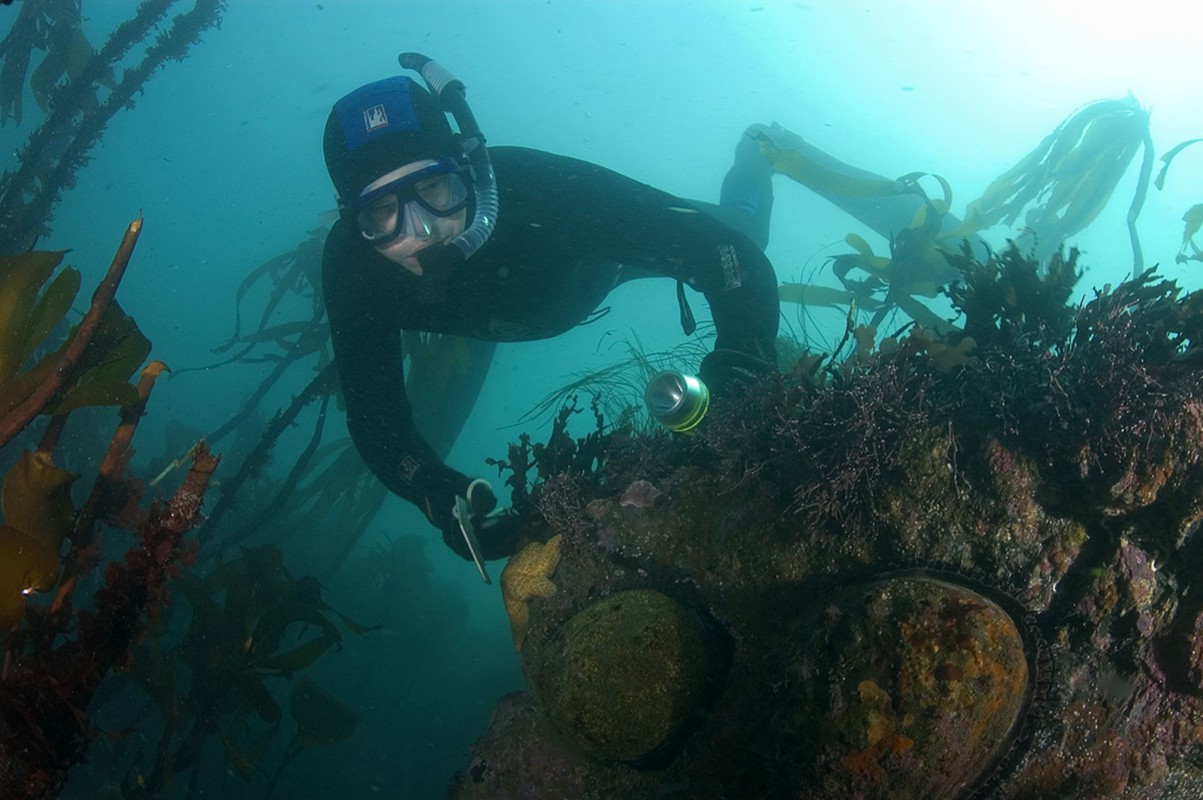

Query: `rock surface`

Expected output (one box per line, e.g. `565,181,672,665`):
450,259,1203,799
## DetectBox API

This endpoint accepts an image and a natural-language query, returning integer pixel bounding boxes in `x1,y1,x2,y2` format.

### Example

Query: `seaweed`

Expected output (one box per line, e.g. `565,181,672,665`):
115,544,370,798
945,240,1081,350
0,0,227,254
488,395,612,521
0,220,225,799
0,418,217,800
775,96,1156,340
1154,137,1203,265
487,240,1203,548
458,241,1203,800
0,221,150,449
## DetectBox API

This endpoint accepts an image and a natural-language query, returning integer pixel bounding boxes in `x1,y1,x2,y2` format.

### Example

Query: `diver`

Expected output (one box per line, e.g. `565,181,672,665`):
321,54,780,565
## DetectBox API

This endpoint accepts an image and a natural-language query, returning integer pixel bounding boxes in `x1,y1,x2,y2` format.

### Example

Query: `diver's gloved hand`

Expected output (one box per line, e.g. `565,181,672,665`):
475,509,525,560
463,478,498,518
460,480,527,560
699,348,773,399
420,468,474,550
424,474,509,561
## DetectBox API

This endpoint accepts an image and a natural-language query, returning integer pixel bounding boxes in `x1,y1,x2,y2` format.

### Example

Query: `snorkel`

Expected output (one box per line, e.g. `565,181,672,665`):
398,52,498,260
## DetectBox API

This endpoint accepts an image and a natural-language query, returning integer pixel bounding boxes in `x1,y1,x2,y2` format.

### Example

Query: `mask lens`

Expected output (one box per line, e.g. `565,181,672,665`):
414,172,469,213
353,161,469,243
357,194,400,241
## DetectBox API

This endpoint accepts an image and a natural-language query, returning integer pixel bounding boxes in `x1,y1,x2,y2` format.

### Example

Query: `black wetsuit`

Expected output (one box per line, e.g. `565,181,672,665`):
322,146,779,551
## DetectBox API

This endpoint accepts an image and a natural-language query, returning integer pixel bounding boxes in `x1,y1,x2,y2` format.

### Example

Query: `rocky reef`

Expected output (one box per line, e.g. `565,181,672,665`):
449,246,1203,799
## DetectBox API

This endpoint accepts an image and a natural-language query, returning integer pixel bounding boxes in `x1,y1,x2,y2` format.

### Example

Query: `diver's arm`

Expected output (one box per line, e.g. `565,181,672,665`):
579,158,781,367
322,227,473,537
672,233,782,395
498,148,782,363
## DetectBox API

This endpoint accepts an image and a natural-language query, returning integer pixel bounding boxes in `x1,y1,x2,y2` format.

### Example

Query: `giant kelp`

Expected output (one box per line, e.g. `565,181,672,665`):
0,224,150,451
0,222,222,799
112,544,370,798
452,244,1203,799
774,96,1156,338
958,97,1153,266
1155,137,1203,265
0,447,217,800
0,0,226,254
0,221,377,799
0,220,151,621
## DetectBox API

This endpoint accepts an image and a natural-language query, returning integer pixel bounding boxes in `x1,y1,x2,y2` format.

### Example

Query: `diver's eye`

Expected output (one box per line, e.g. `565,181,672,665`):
357,194,400,239
367,197,396,220
415,174,455,209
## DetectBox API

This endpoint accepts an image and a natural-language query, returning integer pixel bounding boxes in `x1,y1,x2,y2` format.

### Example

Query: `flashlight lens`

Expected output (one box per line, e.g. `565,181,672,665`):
645,371,710,432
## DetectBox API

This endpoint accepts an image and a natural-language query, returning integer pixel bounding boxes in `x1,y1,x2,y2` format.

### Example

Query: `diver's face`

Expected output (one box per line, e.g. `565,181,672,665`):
358,160,468,276
374,209,467,275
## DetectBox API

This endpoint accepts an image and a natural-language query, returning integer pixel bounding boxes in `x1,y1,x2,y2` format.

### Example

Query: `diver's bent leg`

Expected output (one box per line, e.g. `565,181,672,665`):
761,122,990,259
708,253,779,363
700,244,780,397
719,126,775,251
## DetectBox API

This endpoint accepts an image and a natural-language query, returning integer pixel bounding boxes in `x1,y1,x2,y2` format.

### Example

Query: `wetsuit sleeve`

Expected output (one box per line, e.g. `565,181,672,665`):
493,148,780,367
321,225,470,518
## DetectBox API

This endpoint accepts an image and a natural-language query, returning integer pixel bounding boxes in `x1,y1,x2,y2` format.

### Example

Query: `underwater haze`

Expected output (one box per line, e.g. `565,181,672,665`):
3,0,1203,797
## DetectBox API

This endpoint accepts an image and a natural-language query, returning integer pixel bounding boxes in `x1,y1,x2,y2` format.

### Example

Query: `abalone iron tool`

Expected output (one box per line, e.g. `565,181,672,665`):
453,495,491,584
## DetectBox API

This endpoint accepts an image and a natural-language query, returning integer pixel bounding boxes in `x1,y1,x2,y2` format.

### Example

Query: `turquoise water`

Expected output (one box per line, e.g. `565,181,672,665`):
2,1,1202,796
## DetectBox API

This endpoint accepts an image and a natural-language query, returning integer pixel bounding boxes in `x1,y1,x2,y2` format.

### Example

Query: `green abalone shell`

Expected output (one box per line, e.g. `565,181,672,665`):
534,588,710,763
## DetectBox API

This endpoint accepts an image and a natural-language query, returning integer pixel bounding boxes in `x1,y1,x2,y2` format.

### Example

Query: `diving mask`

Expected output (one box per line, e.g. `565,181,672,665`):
350,159,470,245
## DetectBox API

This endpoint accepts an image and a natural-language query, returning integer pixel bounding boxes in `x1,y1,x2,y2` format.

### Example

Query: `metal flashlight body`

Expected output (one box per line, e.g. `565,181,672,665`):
645,370,710,433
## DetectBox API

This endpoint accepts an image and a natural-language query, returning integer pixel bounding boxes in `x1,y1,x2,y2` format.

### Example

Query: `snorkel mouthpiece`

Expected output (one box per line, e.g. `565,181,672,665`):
399,52,498,261
645,371,711,433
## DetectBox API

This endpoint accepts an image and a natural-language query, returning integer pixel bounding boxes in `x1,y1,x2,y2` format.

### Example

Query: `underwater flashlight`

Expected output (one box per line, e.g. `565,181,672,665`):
645,370,710,433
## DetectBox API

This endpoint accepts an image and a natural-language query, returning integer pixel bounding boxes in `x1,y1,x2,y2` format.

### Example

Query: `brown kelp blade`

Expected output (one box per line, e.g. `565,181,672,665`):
289,675,360,747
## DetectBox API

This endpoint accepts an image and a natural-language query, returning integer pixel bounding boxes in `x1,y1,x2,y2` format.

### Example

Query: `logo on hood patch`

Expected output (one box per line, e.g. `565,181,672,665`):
364,104,389,133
